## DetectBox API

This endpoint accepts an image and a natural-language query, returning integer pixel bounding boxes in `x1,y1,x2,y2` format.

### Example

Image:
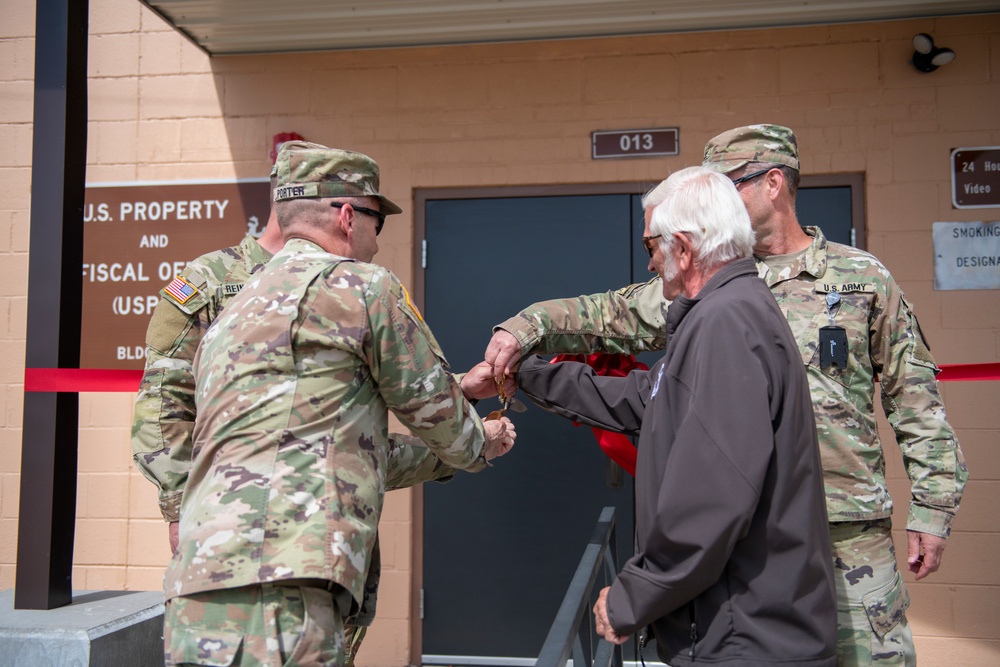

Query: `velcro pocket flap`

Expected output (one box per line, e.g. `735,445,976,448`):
862,571,911,638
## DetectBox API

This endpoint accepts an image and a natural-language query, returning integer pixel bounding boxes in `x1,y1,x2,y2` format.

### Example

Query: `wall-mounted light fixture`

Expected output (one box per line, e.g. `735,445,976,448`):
911,33,955,73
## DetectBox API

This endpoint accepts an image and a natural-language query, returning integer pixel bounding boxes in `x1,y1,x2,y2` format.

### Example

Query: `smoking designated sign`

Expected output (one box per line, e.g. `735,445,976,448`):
933,221,1000,290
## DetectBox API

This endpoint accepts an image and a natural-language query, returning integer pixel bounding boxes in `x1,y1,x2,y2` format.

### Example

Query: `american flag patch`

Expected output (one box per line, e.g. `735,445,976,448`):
164,276,198,304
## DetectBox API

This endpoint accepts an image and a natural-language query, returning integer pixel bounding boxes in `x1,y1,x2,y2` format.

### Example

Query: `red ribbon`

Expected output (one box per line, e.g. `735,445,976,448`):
19,362,999,397
936,363,1000,382
24,368,143,393
550,353,647,477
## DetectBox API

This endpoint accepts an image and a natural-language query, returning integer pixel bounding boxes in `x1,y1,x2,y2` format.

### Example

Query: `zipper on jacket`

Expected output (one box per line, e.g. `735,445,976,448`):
638,626,651,667
688,602,697,660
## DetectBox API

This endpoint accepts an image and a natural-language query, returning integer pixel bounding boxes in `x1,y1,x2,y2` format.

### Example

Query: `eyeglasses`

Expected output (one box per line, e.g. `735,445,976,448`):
730,167,774,187
642,234,662,258
330,201,385,235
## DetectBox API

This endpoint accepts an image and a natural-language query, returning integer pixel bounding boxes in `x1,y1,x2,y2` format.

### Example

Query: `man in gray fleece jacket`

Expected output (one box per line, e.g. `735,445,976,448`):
516,166,836,666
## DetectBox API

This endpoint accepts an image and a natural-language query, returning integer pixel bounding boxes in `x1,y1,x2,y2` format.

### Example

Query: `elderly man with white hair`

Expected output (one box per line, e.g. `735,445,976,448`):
515,166,837,667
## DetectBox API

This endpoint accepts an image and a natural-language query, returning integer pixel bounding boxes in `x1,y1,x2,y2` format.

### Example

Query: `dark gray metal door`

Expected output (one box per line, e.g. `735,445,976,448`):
421,194,639,664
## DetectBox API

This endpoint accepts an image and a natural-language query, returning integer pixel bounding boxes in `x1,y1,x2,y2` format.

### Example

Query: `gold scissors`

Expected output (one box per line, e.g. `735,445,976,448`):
485,373,511,421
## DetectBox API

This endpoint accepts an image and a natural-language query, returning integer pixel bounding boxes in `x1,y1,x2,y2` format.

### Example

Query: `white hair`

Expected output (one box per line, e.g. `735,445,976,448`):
647,166,755,270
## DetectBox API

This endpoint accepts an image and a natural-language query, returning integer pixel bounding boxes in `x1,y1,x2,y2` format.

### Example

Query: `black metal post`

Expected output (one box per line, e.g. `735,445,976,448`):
14,0,89,610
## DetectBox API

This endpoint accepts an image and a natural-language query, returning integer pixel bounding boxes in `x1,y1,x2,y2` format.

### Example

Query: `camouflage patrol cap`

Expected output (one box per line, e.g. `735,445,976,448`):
273,141,402,215
702,124,799,174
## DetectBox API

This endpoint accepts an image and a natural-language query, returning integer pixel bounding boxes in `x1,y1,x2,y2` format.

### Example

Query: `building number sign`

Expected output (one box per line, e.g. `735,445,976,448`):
592,127,679,159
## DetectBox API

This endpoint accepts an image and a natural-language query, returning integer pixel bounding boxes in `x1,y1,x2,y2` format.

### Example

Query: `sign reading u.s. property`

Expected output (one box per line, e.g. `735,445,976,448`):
82,179,270,369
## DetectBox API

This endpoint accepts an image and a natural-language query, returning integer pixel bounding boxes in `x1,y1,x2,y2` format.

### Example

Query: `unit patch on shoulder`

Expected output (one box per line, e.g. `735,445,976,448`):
401,284,424,322
163,276,199,305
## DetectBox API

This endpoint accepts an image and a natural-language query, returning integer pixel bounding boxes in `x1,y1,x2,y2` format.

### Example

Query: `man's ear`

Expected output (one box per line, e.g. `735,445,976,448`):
673,232,693,270
335,203,354,237
764,168,785,201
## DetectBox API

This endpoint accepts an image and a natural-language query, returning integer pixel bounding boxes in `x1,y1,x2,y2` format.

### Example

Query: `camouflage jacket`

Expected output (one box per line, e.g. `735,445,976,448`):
164,238,487,611
498,227,967,536
132,234,461,518
133,235,463,624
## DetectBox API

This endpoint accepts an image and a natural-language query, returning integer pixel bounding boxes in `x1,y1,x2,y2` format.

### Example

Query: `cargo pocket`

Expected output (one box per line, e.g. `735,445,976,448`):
166,626,243,667
862,570,911,638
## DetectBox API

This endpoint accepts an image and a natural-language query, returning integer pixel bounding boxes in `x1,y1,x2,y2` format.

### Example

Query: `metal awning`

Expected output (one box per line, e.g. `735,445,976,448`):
140,0,1000,56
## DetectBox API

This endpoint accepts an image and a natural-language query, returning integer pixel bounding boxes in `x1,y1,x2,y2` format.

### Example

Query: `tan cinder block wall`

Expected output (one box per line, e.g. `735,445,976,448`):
1,1,998,664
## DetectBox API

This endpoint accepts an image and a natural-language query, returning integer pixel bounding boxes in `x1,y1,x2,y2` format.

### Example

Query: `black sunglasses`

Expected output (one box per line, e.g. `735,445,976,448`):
642,234,662,258
330,201,385,235
730,167,774,187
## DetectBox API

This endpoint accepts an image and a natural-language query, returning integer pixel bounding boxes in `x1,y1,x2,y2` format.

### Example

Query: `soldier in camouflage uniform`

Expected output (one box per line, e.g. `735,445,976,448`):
130,169,466,665
161,142,515,666
486,125,968,667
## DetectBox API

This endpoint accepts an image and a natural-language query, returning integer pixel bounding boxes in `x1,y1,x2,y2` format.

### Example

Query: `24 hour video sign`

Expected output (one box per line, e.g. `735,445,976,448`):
952,146,1000,209
82,179,270,369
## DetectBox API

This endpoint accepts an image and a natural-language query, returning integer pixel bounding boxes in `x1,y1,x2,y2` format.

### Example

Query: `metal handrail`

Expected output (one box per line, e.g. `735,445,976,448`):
536,506,622,667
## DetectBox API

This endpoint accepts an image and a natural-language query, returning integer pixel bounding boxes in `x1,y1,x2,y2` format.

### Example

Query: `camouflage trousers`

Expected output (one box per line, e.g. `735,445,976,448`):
164,583,346,666
344,625,367,667
830,519,915,667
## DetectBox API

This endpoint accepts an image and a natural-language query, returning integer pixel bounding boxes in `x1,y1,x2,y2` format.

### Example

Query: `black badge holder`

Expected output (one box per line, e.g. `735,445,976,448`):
819,291,848,369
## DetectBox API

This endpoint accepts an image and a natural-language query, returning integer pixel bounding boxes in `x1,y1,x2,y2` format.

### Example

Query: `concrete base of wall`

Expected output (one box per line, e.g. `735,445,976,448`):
0,589,164,667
